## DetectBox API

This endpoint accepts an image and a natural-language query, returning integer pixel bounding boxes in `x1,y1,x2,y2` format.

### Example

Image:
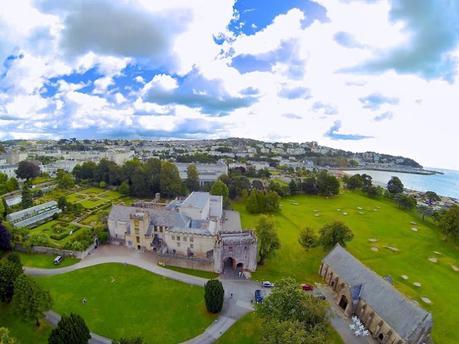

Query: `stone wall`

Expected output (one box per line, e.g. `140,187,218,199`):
15,242,97,259
157,252,214,272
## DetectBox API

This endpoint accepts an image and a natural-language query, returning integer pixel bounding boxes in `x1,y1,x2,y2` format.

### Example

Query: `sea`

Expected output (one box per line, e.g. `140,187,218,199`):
343,168,459,200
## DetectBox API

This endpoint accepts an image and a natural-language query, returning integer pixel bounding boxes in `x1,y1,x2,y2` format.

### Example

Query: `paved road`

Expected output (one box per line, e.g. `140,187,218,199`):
25,245,261,344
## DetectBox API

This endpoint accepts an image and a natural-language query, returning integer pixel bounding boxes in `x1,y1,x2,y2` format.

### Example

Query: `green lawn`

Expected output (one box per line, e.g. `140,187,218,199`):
217,312,343,344
234,191,459,344
0,303,51,344
163,265,219,279
35,263,216,343
16,252,80,268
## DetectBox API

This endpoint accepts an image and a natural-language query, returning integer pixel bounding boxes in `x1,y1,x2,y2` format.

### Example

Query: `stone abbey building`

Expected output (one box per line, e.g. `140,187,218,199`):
108,192,257,273
320,245,432,344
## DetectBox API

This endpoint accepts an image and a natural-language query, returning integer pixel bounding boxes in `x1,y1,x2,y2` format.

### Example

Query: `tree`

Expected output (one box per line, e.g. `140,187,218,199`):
318,221,353,250
15,161,40,180
418,204,434,221
387,176,404,195
298,227,317,251
425,191,440,205
316,171,340,196
0,258,23,303
5,178,18,192
48,313,91,344
346,174,363,190
159,161,183,198
57,196,67,211
0,221,12,251
366,185,383,199
288,179,297,195
210,180,229,207
185,164,200,192
12,275,51,324
395,194,416,210
0,327,17,344
56,170,75,189
246,190,280,214
255,216,280,265
118,180,130,195
437,205,459,241
204,279,224,313
361,174,373,191
301,177,319,195
21,183,33,209
257,278,329,344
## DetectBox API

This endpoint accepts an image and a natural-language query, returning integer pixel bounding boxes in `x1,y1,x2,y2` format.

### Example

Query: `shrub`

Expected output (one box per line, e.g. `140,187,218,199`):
204,280,224,313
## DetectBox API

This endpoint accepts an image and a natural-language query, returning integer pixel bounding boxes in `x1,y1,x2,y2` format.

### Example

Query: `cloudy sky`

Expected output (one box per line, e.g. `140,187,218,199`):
0,0,458,169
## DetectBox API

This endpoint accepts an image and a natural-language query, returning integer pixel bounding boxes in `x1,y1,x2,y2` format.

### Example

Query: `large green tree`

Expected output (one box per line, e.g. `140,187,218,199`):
298,227,317,251
12,275,51,325
437,205,459,241
395,194,417,210
185,164,200,192
21,183,33,209
346,174,363,190
255,215,280,265
257,278,329,344
15,161,40,180
387,176,404,195
56,169,75,189
318,221,353,250
0,257,23,303
204,279,224,313
316,171,340,196
210,180,229,207
0,221,12,251
48,313,91,344
159,161,183,198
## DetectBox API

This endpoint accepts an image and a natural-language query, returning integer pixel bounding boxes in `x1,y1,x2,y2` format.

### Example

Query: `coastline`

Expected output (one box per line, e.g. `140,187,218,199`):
331,166,443,176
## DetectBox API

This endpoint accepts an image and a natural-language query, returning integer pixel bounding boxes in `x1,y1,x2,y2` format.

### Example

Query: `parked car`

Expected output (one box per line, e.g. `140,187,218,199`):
301,283,314,291
312,289,326,300
262,281,274,288
255,289,264,304
53,255,63,265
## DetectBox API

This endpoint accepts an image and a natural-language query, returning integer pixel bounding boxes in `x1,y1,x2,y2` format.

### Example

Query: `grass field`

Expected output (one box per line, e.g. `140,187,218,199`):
163,265,219,279
0,303,51,344
28,220,87,248
233,191,459,344
35,263,216,343
16,252,80,268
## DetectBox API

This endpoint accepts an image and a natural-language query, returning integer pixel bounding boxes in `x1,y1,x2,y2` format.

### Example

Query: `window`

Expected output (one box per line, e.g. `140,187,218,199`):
177,236,180,241
154,226,157,232
172,235,175,240
183,237,187,242
160,227,163,233
190,237,194,242
177,242,181,247
136,236,140,243
190,244,194,249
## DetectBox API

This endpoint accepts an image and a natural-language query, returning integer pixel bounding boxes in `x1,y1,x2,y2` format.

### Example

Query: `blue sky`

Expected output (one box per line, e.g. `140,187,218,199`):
0,0,459,169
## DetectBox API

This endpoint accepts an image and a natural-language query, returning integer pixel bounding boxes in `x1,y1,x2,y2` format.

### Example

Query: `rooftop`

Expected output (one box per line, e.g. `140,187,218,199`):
323,245,432,340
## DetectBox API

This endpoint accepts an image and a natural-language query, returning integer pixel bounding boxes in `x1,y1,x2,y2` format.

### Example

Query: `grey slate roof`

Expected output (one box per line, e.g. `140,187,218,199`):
181,192,209,210
108,205,188,228
222,210,242,233
323,245,432,340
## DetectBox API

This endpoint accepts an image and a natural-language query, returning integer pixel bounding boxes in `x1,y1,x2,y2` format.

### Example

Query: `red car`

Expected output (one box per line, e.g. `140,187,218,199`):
301,283,314,291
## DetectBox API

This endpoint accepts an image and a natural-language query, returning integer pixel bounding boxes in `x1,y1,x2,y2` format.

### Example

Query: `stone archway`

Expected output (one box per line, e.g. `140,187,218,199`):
223,257,236,272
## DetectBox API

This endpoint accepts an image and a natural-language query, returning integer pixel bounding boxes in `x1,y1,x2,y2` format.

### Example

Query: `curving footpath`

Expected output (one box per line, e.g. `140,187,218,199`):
24,246,259,344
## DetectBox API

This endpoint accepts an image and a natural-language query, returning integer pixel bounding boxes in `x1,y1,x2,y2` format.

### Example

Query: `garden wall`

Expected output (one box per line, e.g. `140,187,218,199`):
157,253,215,272
15,241,97,259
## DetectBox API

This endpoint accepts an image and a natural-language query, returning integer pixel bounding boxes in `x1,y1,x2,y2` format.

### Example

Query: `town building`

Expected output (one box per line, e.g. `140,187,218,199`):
108,192,257,273
320,245,432,344
175,162,228,187
7,201,61,228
